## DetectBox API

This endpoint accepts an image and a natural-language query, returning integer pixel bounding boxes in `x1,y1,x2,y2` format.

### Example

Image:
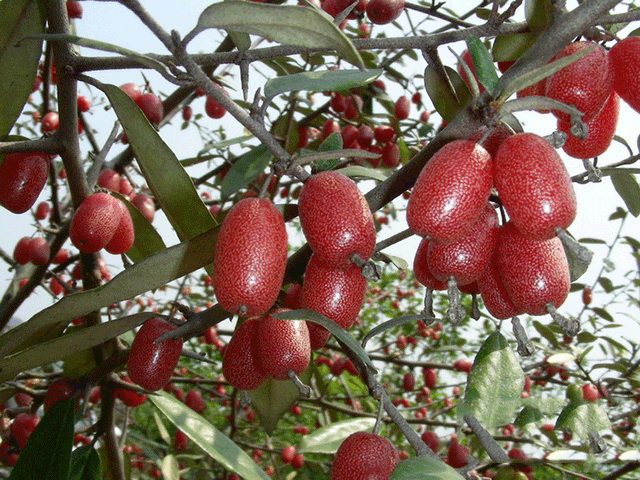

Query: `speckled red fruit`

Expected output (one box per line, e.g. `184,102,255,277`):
453,359,472,373
558,91,619,159
13,237,32,265
281,445,296,464
582,383,600,402
426,202,498,286
423,367,437,388
120,83,141,102
135,93,163,124
127,318,182,392
477,259,523,320
421,431,439,453
11,414,39,450
393,95,410,120
44,377,78,412
222,317,267,390
41,111,59,132
70,193,122,253
365,0,404,25
132,193,155,223
610,36,640,112
66,1,82,19
467,123,513,158
28,237,50,266
97,169,121,191
0,152,49,214
413,237,447,290
115,376,147,407
402,372,415,391
299,171,375,268
545,41,613,123
407,140,492,244
301,254,367,350
447,440,469,468
495,222,570,316
185,389,205,413
330,432,399,480
104,199,134,255
35,201,50,220
213,198,287,317
205,95,227,119
256,309,310,381
493,133,576,240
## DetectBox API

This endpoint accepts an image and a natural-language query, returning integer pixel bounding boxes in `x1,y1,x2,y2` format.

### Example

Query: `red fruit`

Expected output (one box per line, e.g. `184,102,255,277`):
35,201,50,220
331,93,347,113
558,91,619,159
545,41,613,123
257,309,311,380
44,377,78,412
222,317,267,390
182,105,192,121
96,169,121,191
66,1,82,18
413,237,447,291
205,95,227,119
477,259,524,320
495,222,570,316
0,152,49,214
297,126,309,149
402,372,415,392
0,442,19,466
185,389,206,413
426,202,498,286
28,237,50,266
174,429,188,450
423,368,437,389
127,317,183,392
357,125,374,148
321,119,341,140
52,248,69,264
330,432,399,480
341,124,359,147
582,287,592,305
132,193,155,223
301,254,367,350
13,237,32,265
467,123,513,158
453,359,472,373
76,95,90,112
283,283,303,310
365,0,404,25
298,171,375,268
11,414,39,450
381,142,400,168
41,111,60,132
70,193,123,253
89,386,101,404
393,96,410,120
291,453,305,469
281,445,296,464
135,93,163,124
421,431,439,453
115,376,147,407
581,383,600,402
447,440,469,468
610,36,640,112
457,49,483,93
120,83,141,102
493,133,576,240
118,177,135,200
213,198,287,317
104,199,135,255
373,125,394,144
407,140,492,244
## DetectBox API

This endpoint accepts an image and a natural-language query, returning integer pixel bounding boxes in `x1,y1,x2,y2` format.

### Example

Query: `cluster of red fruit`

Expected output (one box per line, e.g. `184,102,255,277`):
408,132,574,320
312,0,404,31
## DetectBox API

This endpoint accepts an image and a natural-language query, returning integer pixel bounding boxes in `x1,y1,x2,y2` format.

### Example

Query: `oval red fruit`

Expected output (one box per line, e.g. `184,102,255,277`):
28,237,50,266
135,93,163,124
104,199,135,255
330,432,399,480
222,317,267,390
0,152,49,214
70,193,123,253
610,36,640,112
13,237,33,265
365,0,404,25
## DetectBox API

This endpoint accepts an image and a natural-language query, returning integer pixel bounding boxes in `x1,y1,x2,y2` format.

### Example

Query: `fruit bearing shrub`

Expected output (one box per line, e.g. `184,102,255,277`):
1,0,640,479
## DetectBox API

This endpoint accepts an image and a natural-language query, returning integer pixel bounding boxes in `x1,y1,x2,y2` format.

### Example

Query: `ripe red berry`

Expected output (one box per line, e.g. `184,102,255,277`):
135,93,163,124
28,237,50,266
457,49,484,93
447,440,469,468
610,36,640,112
413,237,447,291
213,197,287,317
373,125,394,144
174,429,188,451
453,359,472,373
281,445,296,464
402,372,415,391
182,105,192,121
581,383,600,402
34,201,50,220
298,171,375,268
381,142,400,168
477,259,524,320
11,414,39,450
393,95,410,120
0,152,49,214
120,83,141,102
66,1,82,18
69,192,123,253
205,95,227,119
407,140,492,244
291,453,305,469
493,133,576,240
365,0,404,25
103,198,134,255
223,317,268,390
41,111,60,132
423,368,437,389
421,431,439,453
185,389,206,413
545,41,613,123
127,317,183,392
330,432,399,480
13,237,32,265
301,254,367,350
96,169,121,191
582,287,592,305
115,376,147,407
357,125,374,148
44,377,79,412
76,95,90,112
131,193,155,223
321,119,341,140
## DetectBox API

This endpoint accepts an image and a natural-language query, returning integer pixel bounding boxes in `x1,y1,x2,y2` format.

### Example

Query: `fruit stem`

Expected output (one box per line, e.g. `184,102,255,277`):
463,413,509,463
582,158,602,183
569,117,588,140
287,370,311,398
543,130,567,149
350,253,381,281
545,303,581,337
510,316,535,356
446,278,465,326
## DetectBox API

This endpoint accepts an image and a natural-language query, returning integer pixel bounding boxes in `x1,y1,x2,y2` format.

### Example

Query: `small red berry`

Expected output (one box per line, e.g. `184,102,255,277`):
0,152,49,214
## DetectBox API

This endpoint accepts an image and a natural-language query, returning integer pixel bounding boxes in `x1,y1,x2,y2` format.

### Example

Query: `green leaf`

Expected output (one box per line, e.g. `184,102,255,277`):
532,320,560,348
362,315,434,348
116,192,166,262
328,164,387,182
591,307,614,322
314,132,343,172
273,309,376,371
150,391,270,480
221,144,272,198
8,398,74,480
297,417,376,454
520,396,566,414
514,405,544,429
264,68,382,99
423,65,472,122
193,1,364,68
0,0,45,140
491,32,538,62
68,445,101,480
249,376,309,435
578,238,607,244
598,277,615,293
390,457,465,480
459,331,524,428
560,235,592,282
525,0,552,30
466,36,499,93
99,83,218,241
611,173,640,217
161,455,180,480
555,401,611,439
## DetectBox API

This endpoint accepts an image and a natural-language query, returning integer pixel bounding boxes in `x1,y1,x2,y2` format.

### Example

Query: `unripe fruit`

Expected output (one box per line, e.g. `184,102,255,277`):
69,192,123,253
393,95,410,120
185,389,206,413
545,41,613,123
28,237,50,266
330,432,399,480
493,133,576,240
104,198,135,255
213,198,287,317
135,93,163,124
298,171,375,268
11,414,39,450
222,317,267,390
407,140,492,244
115,376,147,407
13,237,32,265
610,36,640,112
301,254,367,349
0,152,49,214
128,318,182,392
495,222,570,316
257,309,311,380
365,0,404,25
558,91,619,159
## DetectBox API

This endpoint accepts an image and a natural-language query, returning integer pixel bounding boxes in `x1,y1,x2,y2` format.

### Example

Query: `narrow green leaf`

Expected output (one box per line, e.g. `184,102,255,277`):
513,405,544,429
68,445,101,480
532,320,560,348
560,235,592,282
611,173,640,217
314,132,343,172
161,455,180,480
151,391,270,480
491,32,538,62
459,331,524,428
264,69,382,99
598,277,615,293
229,31,251,56
0,0,45,140
378,253,408,270
591,362,628,374
555,401,611,439
298,417,376,454
525,0,552,30
8,398,74,480
116,192,166,262
221,144,272,198
466,36,499,93
578,238,607,244
390,457,465,480
423,65,472,122
99,83,218,241
520,396,566,414
193,1,364,68
249,376,308,435
362,315,435,348
153,410,171,446
591,307,614,322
